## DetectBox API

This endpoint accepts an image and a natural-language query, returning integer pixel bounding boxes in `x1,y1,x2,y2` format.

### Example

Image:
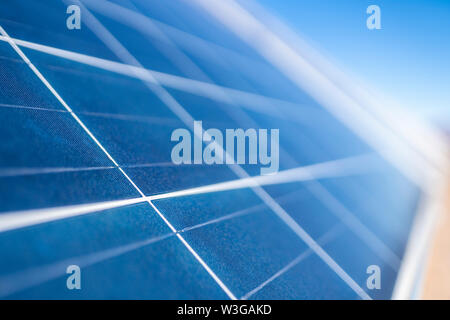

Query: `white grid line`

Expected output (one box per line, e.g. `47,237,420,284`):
0,35,311,122
0,154,372,233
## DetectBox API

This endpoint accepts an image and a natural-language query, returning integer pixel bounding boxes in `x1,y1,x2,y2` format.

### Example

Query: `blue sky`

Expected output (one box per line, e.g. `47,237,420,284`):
257,0,450,129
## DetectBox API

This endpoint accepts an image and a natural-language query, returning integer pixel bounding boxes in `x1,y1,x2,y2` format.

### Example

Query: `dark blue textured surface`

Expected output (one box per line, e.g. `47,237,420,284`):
0,0,422,299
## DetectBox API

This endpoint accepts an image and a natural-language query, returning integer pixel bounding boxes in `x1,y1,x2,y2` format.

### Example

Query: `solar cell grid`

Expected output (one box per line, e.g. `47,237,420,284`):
0,0,442,300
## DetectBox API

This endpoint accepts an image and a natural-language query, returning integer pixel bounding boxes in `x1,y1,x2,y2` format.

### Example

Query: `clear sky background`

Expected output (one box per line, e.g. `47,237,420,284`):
256,0,450,130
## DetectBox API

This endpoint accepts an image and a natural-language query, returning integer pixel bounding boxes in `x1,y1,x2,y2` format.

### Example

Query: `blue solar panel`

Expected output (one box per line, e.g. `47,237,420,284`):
0,0,442,300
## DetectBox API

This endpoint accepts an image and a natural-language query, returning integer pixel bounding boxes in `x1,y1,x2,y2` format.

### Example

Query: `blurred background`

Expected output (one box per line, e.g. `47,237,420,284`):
255,0,450,131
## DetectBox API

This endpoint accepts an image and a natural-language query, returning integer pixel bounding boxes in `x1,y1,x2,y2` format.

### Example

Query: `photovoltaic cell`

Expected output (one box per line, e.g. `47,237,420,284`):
0,0,432,300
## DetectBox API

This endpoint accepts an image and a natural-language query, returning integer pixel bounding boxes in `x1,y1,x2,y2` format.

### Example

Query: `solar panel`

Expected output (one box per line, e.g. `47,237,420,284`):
0,0,447,300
